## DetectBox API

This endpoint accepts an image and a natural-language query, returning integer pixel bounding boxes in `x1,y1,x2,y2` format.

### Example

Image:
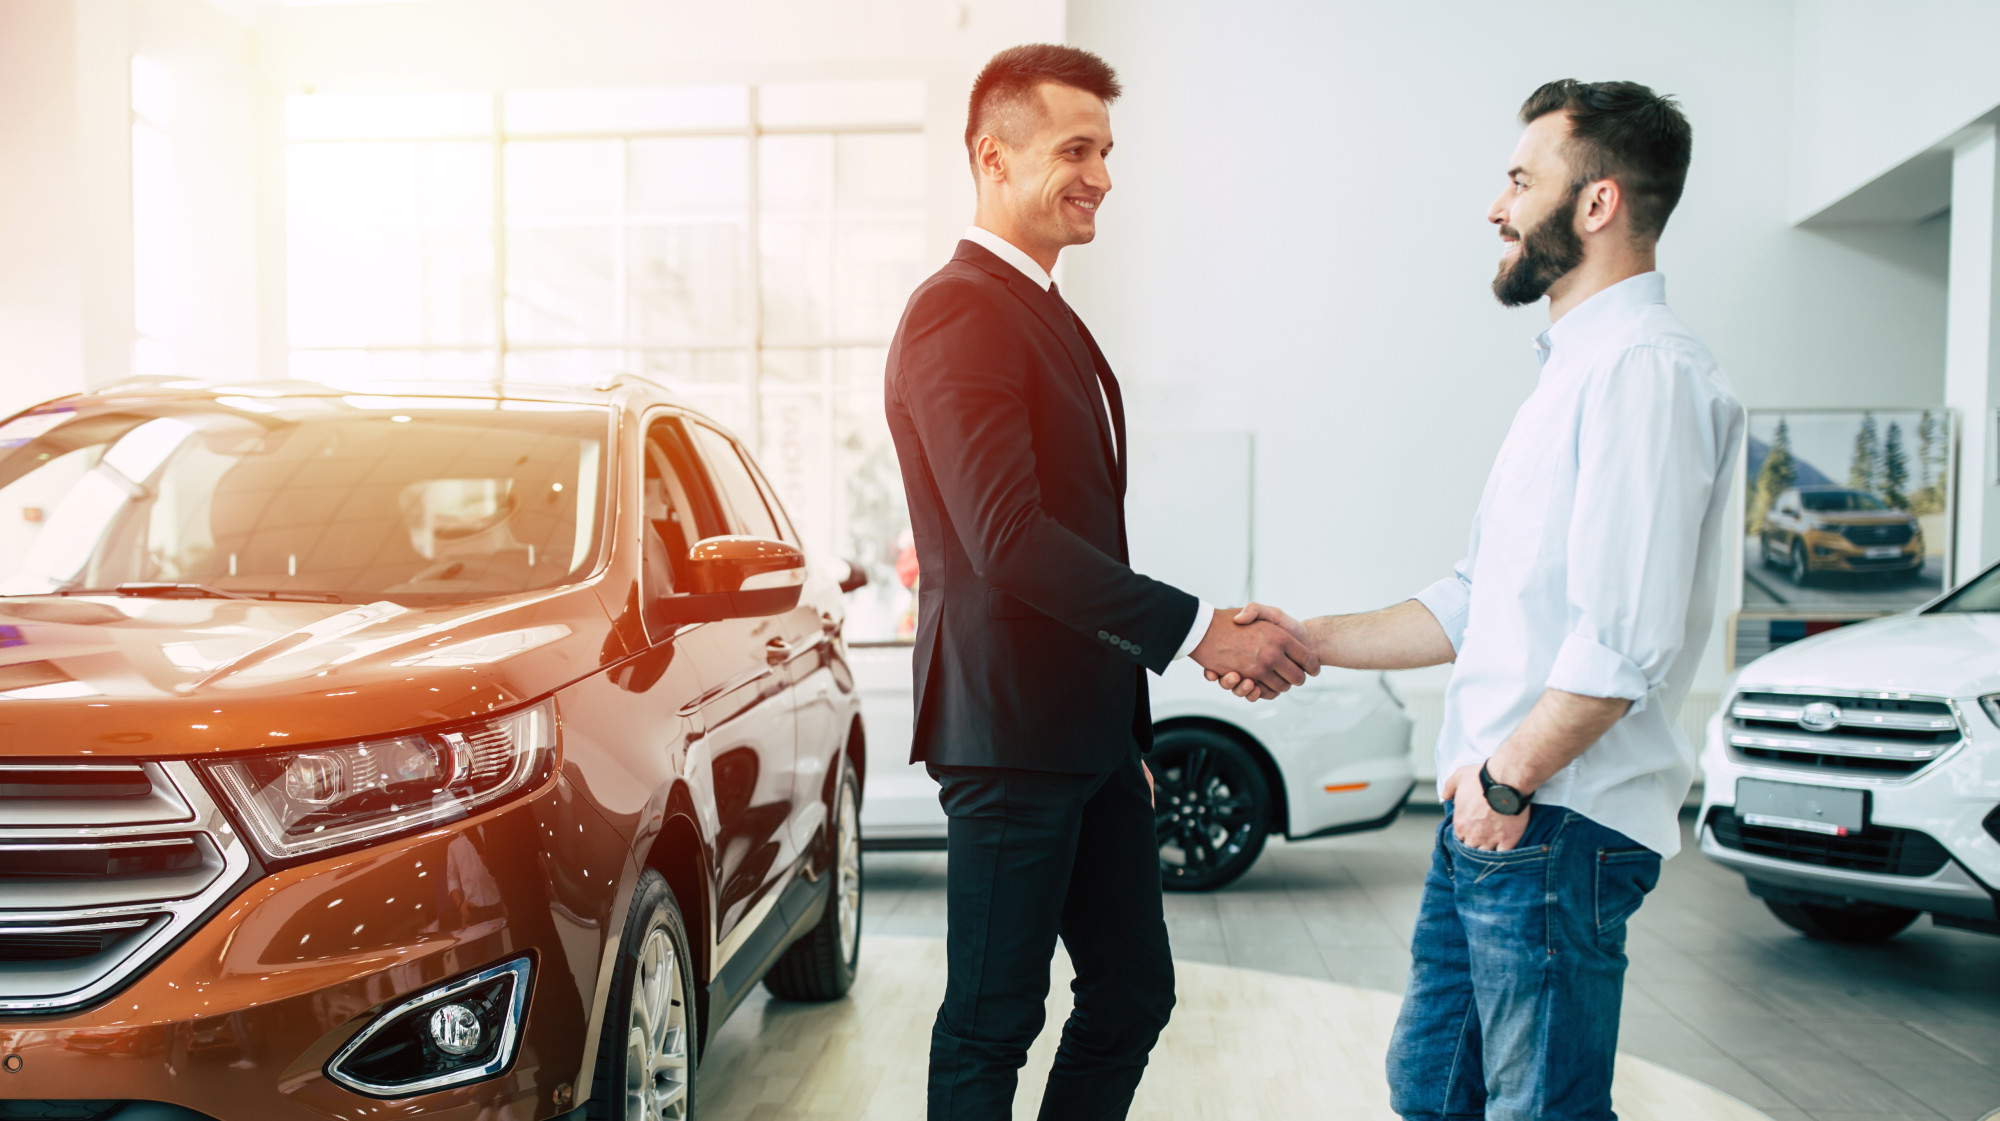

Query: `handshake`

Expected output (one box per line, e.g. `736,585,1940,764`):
1188,603,1324,702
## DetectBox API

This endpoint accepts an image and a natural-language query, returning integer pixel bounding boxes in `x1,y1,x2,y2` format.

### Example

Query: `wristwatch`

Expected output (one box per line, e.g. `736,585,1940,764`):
1478,762,1532,816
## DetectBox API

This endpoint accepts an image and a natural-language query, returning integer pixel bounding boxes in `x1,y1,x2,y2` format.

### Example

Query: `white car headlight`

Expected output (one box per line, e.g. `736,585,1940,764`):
201,699,556,864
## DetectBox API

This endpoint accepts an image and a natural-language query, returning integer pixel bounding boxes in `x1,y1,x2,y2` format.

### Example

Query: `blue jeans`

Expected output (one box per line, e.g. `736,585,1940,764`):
1386,803,1662,1121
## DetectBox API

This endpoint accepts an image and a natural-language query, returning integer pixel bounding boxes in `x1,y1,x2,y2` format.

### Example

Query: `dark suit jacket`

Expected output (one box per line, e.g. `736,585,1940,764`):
884,240,1200,773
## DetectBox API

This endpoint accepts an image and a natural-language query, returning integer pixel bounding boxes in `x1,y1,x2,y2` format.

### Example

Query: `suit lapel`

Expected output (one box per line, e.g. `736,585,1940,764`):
954,241,1119,476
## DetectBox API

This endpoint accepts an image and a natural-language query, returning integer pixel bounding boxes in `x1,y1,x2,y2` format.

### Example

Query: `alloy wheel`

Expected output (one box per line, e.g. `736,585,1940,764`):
1791,541,1810,585
625,926,690,1120
1154,742,1263,886
836,780,861,965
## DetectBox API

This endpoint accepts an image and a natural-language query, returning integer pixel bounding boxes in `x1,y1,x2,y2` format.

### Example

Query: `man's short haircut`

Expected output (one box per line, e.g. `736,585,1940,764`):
964,44,1122,171
1519,79,1692,241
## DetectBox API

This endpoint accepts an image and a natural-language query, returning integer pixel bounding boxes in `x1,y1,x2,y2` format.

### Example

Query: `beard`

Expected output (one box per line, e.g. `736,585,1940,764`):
1492,185,1584,307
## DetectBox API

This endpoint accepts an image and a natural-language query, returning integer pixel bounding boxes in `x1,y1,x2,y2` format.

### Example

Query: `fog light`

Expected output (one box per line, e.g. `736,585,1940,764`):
428,1002,483,1056
326,957,531,1098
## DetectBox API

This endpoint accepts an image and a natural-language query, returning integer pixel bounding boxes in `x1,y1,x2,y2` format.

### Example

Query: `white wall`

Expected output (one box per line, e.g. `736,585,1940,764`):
1792,0,2000,222
0,1,90,419
0,0,256,420
1064,0,1951,770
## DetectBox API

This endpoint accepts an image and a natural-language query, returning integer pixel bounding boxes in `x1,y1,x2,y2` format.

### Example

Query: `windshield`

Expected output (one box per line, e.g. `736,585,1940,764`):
1931,563,2000,613
1800,489,1888,512
0,395,610,606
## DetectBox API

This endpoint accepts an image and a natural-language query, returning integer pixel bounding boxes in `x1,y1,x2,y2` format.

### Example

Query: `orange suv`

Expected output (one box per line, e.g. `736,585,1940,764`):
1757,484,1924,584
0,376,867,1120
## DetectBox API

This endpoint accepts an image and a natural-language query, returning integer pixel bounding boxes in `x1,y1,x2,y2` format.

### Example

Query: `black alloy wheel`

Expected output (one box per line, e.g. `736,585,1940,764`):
1151,727,1272,893
1764,899,1921,943
1790,540,1812,586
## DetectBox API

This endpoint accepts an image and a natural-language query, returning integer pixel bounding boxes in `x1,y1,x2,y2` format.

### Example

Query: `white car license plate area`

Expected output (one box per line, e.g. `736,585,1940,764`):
1863,545,1903,559
1736,778,1864,836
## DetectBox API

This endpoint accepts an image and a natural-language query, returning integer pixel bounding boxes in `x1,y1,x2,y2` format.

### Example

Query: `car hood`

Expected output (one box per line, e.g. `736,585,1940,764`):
1735,611,2000,700
0,588,621,759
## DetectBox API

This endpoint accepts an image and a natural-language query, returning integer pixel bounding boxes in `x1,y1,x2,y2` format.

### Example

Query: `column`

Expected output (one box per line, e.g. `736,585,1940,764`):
1946,124,2000,582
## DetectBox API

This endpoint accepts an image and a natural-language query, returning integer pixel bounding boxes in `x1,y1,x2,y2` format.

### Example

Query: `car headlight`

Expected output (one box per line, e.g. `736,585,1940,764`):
1980,694,2000,731
201,699,557,864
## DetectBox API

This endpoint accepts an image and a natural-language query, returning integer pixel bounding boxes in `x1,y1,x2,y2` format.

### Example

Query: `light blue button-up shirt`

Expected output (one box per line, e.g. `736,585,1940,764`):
1414,272,1745,856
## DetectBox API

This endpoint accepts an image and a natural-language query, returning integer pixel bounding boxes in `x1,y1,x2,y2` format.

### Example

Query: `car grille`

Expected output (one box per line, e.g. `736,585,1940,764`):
0,762,250,1015
1707,808,1951,877
1725,691,1959,777
1839,523,1914,546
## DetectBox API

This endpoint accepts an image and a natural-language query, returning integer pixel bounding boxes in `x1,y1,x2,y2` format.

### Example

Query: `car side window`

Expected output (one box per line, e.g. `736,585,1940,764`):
688,423,781,541
643,418,728,595
744,453,801,548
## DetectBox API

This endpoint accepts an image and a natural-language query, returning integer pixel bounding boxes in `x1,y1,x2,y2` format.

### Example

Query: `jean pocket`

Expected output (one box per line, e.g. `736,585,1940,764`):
1595,845,1661,936
1445,828,1552,884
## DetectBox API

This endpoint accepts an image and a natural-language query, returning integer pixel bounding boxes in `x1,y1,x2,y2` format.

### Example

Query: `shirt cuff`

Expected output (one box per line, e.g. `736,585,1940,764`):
1173,599,1214,661
1546,632,1652,713
1411,578,1471,653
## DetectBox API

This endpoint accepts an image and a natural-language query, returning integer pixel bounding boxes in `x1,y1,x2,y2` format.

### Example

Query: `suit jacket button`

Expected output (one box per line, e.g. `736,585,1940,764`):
1098,630,1110,640
1132,644,1143,655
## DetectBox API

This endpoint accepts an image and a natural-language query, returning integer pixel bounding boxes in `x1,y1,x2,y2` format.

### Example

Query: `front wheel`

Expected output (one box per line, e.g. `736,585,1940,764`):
1765,899,1920,943
589,870,697,1121
764,766,862,1001
1790,541,1813,586
1151,727,1272,892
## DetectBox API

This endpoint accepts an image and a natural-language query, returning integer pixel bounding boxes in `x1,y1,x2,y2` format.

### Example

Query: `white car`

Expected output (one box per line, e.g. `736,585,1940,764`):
1699,563,2000,942
848,644,1415,890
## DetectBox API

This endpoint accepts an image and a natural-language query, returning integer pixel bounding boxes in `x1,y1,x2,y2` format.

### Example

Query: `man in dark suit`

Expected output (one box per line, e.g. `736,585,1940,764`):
884,44,1321,1121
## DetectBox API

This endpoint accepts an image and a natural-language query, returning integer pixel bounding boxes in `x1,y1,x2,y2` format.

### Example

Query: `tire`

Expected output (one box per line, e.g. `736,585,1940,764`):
590,869,697,1121
1759,533,1779,569
1151,727,1272,893
1765,899,1921,943
763,767,862,1001
1789,541,1812,586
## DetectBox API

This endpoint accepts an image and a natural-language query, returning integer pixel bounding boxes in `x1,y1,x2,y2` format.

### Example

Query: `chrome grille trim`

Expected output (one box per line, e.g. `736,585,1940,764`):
1726,731,1950,761
0,761,251,1014
1724,689,1964,781
1727,699,1956,733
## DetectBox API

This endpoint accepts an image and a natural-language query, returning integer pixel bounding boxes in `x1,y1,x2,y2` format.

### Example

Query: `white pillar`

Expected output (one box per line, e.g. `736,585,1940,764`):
1947,125,2000,582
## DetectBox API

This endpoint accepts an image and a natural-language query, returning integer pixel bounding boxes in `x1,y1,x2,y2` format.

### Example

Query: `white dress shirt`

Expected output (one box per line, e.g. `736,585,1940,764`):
1412,272,1744,856
962,224,1213,662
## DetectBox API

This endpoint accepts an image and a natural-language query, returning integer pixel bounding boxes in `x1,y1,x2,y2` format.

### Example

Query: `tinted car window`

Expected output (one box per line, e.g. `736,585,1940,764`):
0,397,609,605
1801,490,1888,512
689,424,780,541
642,418,728,594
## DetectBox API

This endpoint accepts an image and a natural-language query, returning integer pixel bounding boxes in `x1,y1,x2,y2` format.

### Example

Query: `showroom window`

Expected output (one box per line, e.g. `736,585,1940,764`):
286,82,924,639
131,56,179,376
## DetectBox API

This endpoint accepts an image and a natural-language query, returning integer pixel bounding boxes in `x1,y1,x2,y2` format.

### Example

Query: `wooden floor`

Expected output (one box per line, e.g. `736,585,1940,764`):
699,935,1774,1120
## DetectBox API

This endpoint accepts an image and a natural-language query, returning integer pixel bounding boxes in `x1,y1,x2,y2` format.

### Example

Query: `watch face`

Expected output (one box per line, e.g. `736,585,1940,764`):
1485,785,1524,816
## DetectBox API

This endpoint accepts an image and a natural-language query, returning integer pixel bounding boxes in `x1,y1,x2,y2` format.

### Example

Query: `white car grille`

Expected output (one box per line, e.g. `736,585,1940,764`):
1726,690,1961,779
0,761,250,1014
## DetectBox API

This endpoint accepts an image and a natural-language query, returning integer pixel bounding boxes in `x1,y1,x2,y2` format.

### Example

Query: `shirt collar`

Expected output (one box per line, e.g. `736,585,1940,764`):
1532,271,1667,367
963,225,1052,291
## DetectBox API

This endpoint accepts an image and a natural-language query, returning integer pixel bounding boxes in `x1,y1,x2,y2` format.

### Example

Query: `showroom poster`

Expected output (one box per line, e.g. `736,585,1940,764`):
1739,407,1956,616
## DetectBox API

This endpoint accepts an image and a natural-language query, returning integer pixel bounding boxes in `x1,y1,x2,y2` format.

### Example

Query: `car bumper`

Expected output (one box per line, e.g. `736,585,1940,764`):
0,773,628,1121
1805,537,1923,572
1698,712,2000,920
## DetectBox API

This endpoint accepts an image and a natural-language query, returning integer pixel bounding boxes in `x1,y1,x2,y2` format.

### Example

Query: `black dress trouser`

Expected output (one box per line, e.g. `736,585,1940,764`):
925,748,1176,1121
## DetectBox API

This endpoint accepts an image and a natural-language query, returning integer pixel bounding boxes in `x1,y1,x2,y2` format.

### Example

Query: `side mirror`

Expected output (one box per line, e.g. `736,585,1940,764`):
687,535,806,617
837,558,869,594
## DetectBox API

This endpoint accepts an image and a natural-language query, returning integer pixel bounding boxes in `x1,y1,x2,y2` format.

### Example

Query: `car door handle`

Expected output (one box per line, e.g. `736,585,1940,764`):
765,638,792,666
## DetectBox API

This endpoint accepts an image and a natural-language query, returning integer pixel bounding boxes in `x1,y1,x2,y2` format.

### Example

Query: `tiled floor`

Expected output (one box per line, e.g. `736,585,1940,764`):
860,809,2000,1121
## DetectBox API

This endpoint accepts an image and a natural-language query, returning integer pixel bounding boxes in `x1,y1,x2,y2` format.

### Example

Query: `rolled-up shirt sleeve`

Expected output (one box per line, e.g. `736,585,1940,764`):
1548,345,1726,713
1413,556,1474,654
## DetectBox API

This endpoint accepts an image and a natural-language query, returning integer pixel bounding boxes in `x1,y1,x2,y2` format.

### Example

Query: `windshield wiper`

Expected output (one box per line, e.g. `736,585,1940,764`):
50,583,343,603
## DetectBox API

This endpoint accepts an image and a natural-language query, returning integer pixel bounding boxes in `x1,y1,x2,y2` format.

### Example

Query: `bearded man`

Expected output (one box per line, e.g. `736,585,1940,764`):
1215,80,1745,1120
